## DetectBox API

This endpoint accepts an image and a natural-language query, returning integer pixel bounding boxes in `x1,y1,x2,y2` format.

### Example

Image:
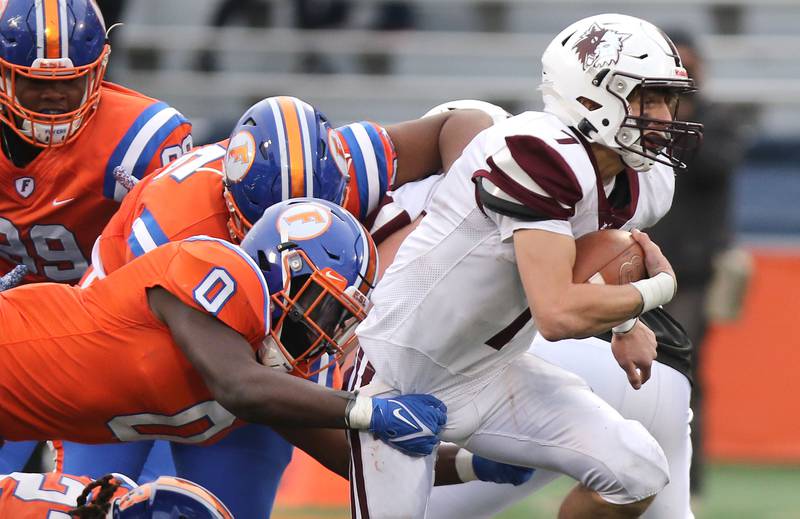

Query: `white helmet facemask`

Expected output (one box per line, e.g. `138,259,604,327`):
540,14,703,171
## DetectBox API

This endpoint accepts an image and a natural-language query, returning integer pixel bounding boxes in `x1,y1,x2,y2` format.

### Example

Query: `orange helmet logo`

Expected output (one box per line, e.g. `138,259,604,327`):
224,130,256,183
277,202,333,241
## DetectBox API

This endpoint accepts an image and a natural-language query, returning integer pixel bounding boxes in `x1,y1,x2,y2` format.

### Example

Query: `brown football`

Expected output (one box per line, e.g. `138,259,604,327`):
573,229,647,284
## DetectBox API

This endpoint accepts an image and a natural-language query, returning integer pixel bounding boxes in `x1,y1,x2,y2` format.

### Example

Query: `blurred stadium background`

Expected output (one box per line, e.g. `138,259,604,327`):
104,0,800,516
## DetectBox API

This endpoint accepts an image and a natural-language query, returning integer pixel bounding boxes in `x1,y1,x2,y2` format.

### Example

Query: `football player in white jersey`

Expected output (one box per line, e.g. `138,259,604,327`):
384,98,695,518
346,13,702,519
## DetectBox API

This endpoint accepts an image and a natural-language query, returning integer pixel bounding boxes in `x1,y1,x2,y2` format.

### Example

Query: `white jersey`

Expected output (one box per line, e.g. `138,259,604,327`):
357,110,674,398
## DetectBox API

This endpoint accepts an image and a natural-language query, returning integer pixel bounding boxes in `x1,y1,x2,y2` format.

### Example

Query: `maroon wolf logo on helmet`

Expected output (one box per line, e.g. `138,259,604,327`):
573,23,630,71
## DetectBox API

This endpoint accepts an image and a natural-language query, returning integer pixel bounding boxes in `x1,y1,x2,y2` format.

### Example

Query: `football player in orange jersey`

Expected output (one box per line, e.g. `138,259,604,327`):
0,472,235,518
0,197,450,457
63,95,491,517
0,0,192,474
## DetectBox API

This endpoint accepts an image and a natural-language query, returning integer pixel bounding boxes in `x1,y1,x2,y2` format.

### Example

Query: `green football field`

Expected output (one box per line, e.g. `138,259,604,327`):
497,464,800,519
272,464,800,518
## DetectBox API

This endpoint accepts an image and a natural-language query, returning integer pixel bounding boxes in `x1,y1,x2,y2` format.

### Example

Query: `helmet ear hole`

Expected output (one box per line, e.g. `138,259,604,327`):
577,96,602,111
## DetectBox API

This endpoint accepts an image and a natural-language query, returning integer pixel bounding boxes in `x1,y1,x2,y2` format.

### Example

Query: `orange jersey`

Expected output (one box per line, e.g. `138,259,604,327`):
90,122,394,281
0,81,192,284
0,472,132,518
0,238,269,445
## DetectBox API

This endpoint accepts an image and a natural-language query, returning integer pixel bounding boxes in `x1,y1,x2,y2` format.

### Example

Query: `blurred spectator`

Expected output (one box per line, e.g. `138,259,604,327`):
196,0,272,72
195,0,414,73
649,30,750,496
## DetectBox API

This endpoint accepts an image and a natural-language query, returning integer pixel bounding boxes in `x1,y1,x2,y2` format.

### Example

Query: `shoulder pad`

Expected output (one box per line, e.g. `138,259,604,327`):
472,134,584,221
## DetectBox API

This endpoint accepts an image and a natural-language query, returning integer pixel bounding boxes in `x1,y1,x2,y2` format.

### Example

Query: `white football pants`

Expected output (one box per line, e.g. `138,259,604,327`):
426,335,693,519
347,349,670,519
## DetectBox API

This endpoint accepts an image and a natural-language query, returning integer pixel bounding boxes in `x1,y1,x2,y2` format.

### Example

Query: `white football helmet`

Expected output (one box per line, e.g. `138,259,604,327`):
422,99,512,125
540,14,702,171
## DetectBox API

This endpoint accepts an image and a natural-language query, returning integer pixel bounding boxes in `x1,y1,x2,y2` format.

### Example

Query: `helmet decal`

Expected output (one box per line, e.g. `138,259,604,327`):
573,23,630,71
276,201,333,241
224,130,256,183
222,96,347,241
328,129,350,180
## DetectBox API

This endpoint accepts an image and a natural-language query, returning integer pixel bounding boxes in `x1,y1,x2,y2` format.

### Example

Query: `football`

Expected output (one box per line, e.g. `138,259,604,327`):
573,229,647,284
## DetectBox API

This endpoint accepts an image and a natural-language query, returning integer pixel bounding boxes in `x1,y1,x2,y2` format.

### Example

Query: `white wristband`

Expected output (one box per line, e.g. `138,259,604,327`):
345,395,373,430
612,317,638,334
631,272,676,313
454,448,477,482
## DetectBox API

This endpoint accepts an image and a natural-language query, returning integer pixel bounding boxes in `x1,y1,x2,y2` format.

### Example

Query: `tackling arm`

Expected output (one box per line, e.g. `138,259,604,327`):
148,286,354,428
388,109,493,187
273,427,533,487
148,286,447,455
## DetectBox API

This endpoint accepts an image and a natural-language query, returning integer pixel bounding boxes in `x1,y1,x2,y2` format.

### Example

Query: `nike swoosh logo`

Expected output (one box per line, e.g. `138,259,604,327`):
392,407,419,430
52,197,75,207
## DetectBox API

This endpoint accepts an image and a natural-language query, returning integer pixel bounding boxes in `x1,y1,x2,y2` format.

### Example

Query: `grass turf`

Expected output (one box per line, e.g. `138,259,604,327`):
271,464,800,518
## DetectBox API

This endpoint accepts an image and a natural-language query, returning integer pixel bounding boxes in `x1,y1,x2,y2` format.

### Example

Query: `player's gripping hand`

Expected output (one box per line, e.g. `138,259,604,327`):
468,452,535,486
631,228,674,279
611,319,657,390
347,394,447,456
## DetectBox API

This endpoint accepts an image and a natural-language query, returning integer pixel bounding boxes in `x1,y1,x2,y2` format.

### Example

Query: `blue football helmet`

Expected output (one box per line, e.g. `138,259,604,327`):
223,95,350,242
240,197,378,379
0,0,110,146
110,476,233,519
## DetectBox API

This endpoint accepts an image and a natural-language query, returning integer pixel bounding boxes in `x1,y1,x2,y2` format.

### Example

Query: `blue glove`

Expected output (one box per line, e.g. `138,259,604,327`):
369,394,447,456
473,455,535,486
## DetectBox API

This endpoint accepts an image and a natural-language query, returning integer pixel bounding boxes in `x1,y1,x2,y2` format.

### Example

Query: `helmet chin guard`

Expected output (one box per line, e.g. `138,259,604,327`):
541,14,702,171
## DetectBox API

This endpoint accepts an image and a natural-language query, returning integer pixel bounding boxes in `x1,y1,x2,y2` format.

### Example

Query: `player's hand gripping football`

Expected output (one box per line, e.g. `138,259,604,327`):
611,319,657,390
631,229,676,284
364,394,447,456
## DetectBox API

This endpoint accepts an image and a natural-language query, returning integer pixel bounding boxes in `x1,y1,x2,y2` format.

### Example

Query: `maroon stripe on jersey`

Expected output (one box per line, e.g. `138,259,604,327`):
344,348,364,391
473,163,573,220
349,428,371,519
344,348,376,390
571,128,641,228
597,167,641,229
505,135,583,207
363,194,393,231
371,210,412,246
485,308,532,350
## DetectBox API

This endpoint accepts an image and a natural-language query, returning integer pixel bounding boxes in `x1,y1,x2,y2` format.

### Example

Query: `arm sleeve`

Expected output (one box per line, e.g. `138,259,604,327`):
103,102,193,202
337,122,396,224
